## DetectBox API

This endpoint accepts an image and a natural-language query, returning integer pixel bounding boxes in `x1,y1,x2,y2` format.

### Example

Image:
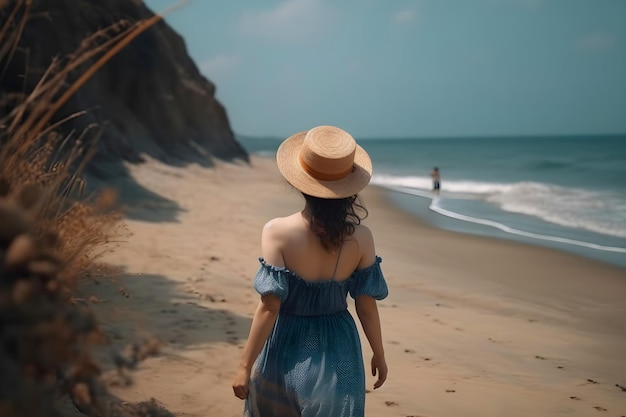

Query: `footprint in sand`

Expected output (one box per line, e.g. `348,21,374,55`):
592,406,607,411
586,378,599,384
384,401,398,407
535,355,547,360
569,396,580,400
200,293,219,302
404,349,415,354
222,316,239,343
445,389,456,393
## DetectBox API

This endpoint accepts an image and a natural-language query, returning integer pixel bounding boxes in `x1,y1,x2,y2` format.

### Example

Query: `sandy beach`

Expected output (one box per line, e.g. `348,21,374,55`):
83,156,626,417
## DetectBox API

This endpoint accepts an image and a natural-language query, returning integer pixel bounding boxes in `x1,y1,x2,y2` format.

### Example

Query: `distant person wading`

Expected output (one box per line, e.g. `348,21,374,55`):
431,167,441,194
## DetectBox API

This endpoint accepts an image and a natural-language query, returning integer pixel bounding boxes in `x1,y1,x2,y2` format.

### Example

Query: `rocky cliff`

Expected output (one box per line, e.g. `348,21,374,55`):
0,0,248,178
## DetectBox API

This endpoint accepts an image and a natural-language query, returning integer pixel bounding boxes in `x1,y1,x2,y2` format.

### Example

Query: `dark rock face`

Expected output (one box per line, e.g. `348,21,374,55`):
1,0,248,177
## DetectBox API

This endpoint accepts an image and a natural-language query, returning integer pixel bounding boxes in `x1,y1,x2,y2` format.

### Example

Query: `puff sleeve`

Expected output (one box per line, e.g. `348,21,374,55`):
253,258,289,302
348,256,388,300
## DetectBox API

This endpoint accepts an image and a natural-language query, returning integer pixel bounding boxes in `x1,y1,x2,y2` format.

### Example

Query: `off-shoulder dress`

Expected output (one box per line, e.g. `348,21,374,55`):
244,256,388,417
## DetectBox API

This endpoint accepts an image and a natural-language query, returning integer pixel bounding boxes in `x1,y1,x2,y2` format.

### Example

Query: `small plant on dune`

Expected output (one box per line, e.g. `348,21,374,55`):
0,0,185,415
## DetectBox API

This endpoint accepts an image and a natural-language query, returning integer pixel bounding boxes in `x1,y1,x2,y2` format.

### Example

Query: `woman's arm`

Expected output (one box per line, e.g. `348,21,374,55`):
353,224,388,388
233,219,285,399
232,294,281,399
355,296,387,389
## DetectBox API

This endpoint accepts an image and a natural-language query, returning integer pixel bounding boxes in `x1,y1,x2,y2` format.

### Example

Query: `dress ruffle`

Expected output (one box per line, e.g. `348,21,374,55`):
254,256,388,311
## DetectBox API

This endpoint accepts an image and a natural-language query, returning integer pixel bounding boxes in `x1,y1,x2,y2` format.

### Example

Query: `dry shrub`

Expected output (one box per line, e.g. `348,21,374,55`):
0,197,101,417
0,200,171,415
0,139,130,285
0,0,133,283
0,1,181,416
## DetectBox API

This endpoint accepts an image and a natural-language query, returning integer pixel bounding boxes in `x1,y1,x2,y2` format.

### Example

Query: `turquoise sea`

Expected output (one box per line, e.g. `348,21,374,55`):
238,134,626,269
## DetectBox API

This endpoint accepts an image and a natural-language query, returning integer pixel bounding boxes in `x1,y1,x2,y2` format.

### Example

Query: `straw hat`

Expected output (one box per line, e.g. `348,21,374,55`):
276,125,372,199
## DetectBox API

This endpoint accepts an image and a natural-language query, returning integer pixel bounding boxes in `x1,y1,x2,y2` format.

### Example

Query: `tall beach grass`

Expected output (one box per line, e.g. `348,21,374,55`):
0,1,185,415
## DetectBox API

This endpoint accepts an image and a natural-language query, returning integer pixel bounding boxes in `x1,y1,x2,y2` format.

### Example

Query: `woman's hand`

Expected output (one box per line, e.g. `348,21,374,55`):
371,354,388,389
232,366,251,399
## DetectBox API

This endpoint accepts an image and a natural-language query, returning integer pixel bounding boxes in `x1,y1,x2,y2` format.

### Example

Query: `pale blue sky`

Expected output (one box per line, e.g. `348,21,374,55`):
144,0,626,138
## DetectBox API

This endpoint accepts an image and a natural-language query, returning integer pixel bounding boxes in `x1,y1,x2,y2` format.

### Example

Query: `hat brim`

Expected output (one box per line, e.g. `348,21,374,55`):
276,130,372,199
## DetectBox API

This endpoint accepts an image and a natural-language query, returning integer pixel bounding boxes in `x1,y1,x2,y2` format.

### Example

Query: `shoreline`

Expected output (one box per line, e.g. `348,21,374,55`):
373,184,626,270
91,156,626,417
363,184,626,329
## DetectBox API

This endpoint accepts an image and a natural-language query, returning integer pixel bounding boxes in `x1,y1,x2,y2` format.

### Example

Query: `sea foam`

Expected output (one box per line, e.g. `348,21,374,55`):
373,173,626,243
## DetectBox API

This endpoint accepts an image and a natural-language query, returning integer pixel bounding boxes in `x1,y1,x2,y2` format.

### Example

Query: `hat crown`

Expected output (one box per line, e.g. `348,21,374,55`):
298,126,356,181
275,125,372,198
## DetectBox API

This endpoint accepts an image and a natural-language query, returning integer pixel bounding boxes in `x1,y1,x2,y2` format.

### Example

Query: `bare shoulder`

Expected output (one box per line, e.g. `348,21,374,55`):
263,213,298,232
261,217,289,266
263,213,301,237
352,223,374,242
262,217,284,234
352,223,376,267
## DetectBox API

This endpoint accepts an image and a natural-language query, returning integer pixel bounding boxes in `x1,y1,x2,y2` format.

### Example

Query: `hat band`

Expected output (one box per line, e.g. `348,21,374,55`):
298,154,354,181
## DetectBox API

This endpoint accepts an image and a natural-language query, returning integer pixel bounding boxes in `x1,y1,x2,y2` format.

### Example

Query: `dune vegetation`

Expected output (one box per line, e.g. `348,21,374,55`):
0,1,178,415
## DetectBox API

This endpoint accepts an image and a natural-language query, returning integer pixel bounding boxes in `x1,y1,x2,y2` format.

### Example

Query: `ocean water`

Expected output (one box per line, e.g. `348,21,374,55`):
238,135,626,269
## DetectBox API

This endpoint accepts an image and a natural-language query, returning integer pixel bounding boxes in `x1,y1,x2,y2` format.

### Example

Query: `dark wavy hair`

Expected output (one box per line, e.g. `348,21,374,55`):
302,193,368,251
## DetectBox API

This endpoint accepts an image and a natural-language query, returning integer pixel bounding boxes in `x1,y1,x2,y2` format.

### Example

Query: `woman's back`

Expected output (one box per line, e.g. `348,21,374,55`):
262,212,376,282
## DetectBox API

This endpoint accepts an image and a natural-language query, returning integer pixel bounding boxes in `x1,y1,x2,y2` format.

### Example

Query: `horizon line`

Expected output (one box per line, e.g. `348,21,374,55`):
235,132,626,141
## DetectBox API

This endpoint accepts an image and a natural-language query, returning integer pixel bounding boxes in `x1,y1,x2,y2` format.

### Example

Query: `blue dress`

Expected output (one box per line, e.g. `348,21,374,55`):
244,256,388,417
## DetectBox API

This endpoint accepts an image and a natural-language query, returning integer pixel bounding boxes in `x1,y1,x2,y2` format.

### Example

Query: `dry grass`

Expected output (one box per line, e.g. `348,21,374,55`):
0,1,185,415
0,0,133,283
1,0,187,281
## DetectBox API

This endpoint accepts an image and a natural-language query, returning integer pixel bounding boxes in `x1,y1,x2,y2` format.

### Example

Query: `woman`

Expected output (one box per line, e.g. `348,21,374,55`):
232,125,389,417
